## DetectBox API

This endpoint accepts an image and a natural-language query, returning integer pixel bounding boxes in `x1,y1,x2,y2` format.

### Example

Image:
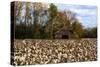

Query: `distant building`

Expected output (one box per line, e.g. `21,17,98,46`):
54,26,72,39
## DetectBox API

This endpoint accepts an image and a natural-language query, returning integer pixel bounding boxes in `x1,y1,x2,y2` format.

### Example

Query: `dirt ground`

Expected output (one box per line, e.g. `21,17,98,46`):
11,39,97,65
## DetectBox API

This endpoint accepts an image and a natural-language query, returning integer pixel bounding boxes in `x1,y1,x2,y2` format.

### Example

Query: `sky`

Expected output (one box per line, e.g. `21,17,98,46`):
55,3,97,28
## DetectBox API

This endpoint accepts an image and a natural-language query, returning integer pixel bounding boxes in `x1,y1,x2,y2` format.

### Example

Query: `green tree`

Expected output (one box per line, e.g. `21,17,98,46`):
48,3,58,39
91,27,97,38
82,27,97,38
71,20,83,38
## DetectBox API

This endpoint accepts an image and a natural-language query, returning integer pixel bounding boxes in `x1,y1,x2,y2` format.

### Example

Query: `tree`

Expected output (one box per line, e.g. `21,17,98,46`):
71,20,83,38
15,2,33,39
49,3,57,20
25,2,32,25
48,3,58,39
53,11,68,36
32,3,44,38
15,2,24,39
91,27,97,38
82,27,97,38
15,1,23,23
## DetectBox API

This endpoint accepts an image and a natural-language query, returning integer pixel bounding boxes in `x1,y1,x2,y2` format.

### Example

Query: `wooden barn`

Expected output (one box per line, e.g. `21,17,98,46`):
54,27,72,39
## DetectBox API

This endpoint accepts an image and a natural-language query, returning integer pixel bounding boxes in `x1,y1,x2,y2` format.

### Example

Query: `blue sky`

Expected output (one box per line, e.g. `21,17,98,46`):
54,4,97,28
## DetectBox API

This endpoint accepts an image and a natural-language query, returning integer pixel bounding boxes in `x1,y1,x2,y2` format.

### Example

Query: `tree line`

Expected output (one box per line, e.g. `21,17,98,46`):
14,2,97,39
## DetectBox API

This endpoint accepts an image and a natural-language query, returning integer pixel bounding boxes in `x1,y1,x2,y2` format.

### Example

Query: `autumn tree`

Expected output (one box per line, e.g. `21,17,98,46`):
53,11,68,36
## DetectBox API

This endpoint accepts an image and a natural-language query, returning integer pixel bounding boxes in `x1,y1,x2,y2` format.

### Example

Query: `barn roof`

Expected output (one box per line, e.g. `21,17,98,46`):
55,27,70,35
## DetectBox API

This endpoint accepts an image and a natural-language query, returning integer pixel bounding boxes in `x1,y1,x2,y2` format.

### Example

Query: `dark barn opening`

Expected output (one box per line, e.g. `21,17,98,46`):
62,35,68,39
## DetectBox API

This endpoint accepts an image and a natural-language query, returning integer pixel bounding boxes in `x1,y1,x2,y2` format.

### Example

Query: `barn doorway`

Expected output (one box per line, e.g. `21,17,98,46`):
62,35,68,39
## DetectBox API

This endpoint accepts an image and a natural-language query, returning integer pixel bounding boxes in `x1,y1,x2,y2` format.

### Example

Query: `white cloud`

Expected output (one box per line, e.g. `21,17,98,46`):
69,8,97,16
